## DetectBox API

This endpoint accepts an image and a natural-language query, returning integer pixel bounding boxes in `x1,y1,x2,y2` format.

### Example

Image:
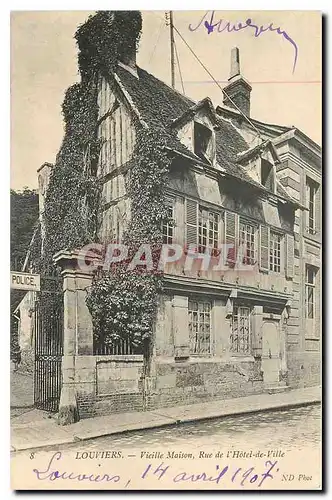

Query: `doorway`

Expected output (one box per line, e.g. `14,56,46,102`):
261,320,281,386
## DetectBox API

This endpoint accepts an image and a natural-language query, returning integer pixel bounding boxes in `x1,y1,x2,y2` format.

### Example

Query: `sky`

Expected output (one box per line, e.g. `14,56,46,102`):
10,10,322,190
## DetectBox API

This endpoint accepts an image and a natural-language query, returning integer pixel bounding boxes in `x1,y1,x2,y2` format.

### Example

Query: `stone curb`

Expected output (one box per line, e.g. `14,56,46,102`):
11,436,76,452
11,394,321,453
73,416,178,441
10,404,35,410
151,397,321,425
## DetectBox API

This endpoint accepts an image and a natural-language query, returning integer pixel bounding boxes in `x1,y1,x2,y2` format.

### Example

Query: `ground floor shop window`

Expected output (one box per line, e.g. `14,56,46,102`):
231,306,251,354
188,299,211,354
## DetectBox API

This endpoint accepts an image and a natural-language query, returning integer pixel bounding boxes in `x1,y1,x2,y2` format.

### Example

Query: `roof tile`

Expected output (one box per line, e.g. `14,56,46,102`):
116,65,297,204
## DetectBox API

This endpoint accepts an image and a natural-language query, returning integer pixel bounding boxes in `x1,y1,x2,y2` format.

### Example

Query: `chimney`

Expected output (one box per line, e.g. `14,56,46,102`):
76,11,142,78
116,11,141,70
119,52,136,70
223,47,252,117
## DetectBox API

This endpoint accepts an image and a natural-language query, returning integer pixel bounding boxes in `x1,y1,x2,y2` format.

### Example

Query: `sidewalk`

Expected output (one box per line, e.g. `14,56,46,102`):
11,386,321,452
10,369,34,409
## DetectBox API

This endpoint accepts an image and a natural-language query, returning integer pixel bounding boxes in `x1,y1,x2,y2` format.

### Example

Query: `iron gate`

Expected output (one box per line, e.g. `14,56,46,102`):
34,277,63,412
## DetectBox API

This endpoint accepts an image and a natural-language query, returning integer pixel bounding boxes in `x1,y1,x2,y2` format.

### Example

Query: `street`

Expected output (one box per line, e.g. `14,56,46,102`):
11,403,321,490
20,403,320,455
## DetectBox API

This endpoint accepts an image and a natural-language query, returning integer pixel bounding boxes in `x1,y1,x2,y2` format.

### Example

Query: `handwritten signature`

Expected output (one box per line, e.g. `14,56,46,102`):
189,11,298,74
33,452,279,487
33,452,121,483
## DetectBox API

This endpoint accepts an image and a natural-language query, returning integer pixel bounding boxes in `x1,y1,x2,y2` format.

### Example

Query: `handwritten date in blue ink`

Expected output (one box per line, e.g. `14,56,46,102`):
141,460,279,487
33,452,279,488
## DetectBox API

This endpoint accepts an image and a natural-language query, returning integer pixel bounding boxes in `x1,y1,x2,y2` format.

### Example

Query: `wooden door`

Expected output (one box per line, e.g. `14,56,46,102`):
261,320,280,385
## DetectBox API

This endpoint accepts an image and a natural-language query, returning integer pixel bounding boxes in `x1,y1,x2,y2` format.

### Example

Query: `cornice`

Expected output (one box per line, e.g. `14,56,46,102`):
164,274,292,304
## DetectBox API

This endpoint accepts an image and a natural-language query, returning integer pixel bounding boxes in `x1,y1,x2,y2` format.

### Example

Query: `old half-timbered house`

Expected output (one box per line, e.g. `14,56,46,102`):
66,43,319,413
36,16,321,420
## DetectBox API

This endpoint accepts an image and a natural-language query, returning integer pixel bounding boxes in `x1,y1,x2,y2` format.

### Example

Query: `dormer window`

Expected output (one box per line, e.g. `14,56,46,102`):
194,122,212,163
261,159,275,192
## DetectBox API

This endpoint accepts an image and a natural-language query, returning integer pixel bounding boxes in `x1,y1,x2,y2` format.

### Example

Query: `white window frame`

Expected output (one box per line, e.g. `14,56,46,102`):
198,207,219,256
269,231,282,273
231,306,252,355
306,178,317,235
239,219,257,265
188,299,212,355
162,198,175,244
305,265,316,319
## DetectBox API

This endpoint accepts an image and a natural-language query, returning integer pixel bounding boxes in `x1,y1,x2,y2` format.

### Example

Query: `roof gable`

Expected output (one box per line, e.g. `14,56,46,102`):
171,97,218,130
236,140,281,165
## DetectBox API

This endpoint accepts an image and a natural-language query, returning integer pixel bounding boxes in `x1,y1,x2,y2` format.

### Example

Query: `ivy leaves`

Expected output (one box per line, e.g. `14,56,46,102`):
86,270,162,347
75,11,142,80
41,78,101,276
40,11,166,355
126,128,172,245
87,128,171,351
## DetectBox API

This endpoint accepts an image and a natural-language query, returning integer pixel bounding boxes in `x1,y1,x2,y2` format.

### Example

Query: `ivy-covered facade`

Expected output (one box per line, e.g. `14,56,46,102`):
35,12,321,421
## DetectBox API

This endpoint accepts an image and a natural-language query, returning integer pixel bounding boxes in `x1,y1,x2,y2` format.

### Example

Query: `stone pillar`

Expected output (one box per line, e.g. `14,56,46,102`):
53,249,99,425
224,289,237,356
212,299,227,357
62,273,77,355
154,295,174,358
76,273,94,355
280,303,290,377
252,305,263,358
173,295,189,360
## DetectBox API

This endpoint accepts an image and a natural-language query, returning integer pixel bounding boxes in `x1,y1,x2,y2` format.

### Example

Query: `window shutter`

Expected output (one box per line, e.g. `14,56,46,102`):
259,225,270,271
186,199,198,246
306,181,310,207
285,233,294,279
225,211,237,264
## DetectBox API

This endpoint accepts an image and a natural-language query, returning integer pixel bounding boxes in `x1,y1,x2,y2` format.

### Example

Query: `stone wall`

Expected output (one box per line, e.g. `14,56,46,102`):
286,351,321,388
146,358,264,410
55,230,320,422
70,355,144,419
275,142,321,391
72,350,320,419
71,354,265,418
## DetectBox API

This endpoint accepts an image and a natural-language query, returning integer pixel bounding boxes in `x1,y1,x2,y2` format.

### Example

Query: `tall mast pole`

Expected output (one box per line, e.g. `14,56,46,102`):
169,11,175,88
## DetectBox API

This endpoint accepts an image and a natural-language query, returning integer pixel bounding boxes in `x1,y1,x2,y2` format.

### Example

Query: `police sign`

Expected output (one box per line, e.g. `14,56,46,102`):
10,272,40,291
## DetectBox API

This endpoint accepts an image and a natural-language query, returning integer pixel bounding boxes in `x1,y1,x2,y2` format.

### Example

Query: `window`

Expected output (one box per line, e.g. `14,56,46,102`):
269,232,282,272
198,207,219,256
305,265,317,319
188,300,211,354
194,122,212,162
306,178,318,235
231,306,251,354
239,220,256,265
261,160,275,191
162,199,174,244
